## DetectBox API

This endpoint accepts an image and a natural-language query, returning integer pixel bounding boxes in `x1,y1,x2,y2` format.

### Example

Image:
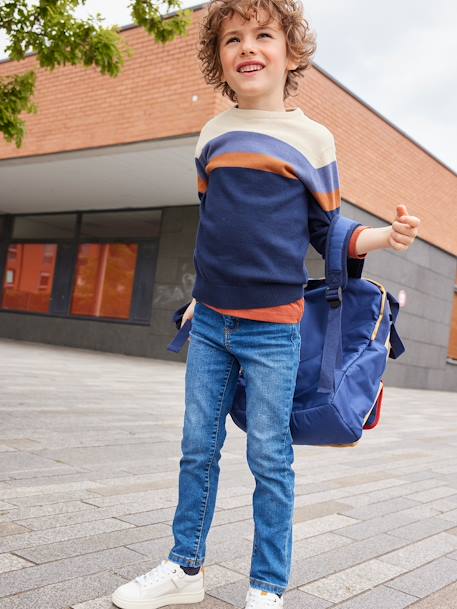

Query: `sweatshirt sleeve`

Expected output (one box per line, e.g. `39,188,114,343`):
306,135,368,260
348,225,370,259
195,156,208,203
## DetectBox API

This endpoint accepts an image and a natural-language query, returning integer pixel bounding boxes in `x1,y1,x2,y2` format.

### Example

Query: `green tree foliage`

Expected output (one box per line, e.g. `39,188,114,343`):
0,0,192,148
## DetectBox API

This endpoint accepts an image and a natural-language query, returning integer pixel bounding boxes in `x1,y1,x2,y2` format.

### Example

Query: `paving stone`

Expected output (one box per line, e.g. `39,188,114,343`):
199,505,252,528
89,479,177,497
335,511,428,541
443,548,457,560
72,596,114,609
215,494,252,510
15,523,172,563
202,564,246,590
287,533,408,588
339,496,419,520
394,504,442,521
329,584,417,608
0,522,30,537
434,507,457,524
317,470,396,490
6,471,125,489
402,581,457,609
378,531,457,570
115,505,177,526
7,466,83,480
289,532,353,561
0,570,126,609
293,500,354,522
389,516,457,542
6,490,103,507
288,514,360,542
298,558,405,603
199,537,257,567
0,553,34,573
207,577,250,608
15,502,173,532
0,546,142,596
281,588,333,608
73,592,236,609
0,480,107,501
112,556,172,580
0,518,133,553
0,500,97,524
293,479,408,509
124,534,179,563
385,556,457,598
340,479,445,507
80,489,178,509
0,452,70,476
0,446,16,453
393,470,440,483
426,497,457,512
406,486,457,502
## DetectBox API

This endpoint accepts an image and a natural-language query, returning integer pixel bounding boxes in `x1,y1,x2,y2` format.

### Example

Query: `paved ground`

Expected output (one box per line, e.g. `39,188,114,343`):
0,338,457,609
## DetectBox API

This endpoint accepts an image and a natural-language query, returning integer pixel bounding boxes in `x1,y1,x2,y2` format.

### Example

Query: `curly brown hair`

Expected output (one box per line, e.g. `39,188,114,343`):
196,0,317,103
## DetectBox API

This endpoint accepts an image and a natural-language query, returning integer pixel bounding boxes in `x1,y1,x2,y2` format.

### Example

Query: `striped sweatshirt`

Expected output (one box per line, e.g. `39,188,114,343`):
192,105,369,323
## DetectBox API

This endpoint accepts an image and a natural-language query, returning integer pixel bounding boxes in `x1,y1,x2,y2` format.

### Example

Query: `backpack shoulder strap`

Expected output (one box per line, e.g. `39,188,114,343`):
318,216,364,392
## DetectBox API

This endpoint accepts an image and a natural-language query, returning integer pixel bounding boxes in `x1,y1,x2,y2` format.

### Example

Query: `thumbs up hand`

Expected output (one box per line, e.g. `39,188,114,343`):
388,205,420,251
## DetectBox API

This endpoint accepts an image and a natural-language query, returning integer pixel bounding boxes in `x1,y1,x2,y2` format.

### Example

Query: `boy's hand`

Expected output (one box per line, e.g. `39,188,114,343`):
180,298,197,341
388,204,420,251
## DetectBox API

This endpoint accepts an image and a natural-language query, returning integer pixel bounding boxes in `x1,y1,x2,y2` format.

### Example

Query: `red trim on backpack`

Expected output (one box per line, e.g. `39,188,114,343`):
363,380,383,430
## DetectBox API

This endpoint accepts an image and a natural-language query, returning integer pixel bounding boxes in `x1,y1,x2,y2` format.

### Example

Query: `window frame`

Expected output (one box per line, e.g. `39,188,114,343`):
0,208,162,325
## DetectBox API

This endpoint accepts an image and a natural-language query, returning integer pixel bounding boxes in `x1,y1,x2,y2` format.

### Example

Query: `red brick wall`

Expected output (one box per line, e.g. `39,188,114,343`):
1,6,456,256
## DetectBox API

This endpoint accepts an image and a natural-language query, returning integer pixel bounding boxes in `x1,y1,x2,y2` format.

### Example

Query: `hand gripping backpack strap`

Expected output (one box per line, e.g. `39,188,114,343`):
167,301,192,353
317,216,365,393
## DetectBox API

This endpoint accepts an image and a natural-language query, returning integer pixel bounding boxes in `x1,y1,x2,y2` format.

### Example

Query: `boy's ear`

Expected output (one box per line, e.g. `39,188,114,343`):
287,57,299,71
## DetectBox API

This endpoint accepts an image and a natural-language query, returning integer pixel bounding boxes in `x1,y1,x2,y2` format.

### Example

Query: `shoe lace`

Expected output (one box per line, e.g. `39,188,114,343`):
135,560,179,587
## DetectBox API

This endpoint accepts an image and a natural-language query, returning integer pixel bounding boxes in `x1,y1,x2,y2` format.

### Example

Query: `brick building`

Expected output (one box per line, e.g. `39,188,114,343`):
0,3,456,390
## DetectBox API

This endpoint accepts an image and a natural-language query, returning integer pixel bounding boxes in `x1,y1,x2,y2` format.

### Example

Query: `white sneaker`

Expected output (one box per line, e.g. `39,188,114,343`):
244,587,284,609
111,559,205,609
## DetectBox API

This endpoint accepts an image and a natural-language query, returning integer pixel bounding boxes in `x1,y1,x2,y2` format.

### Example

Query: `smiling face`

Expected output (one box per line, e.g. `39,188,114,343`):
218,7,298,110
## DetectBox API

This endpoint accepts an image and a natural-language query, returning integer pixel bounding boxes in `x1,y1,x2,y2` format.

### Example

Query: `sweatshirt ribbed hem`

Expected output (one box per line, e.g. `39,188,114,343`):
192,278,305,309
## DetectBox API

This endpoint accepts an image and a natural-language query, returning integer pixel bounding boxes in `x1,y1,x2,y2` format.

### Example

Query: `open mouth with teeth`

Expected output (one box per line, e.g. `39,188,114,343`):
237,64,265,75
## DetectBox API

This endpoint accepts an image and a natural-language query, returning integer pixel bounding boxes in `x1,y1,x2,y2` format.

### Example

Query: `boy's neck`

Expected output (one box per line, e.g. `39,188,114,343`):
235,104,294,112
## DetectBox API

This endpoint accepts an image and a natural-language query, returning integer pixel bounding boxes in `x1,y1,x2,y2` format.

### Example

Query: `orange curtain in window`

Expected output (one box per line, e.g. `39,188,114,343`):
71,243,137,319
1,244,57,313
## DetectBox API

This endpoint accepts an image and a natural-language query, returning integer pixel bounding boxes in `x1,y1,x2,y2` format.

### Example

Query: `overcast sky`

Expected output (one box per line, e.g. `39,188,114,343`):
1,0,455,171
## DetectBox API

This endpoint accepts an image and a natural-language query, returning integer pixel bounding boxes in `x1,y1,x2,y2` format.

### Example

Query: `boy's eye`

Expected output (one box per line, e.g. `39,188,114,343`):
226,32,271,43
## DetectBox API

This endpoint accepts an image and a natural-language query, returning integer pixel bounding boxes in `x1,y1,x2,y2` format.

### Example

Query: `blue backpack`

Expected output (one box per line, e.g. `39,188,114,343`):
167,216,406,447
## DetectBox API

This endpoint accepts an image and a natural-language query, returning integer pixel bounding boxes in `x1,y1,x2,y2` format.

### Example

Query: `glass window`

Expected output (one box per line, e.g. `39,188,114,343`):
80,210,161,239
1,244,58,313
70,243,138,319
1,209,161,323
13,214,77,239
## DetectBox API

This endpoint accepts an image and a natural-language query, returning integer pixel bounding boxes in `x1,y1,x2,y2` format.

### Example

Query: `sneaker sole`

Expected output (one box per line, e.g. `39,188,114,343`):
111,589,205,609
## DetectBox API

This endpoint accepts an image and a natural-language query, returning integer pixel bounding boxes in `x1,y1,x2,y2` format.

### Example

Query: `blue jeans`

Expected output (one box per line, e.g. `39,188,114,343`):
168,302,301,596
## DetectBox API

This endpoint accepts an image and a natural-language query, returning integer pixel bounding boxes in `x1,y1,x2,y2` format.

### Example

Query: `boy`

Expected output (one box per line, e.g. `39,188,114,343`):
112,0,420,607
